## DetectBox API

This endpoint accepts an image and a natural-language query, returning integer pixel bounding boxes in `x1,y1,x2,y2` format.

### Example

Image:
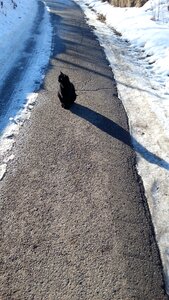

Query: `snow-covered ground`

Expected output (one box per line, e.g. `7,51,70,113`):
0,0,52,179
0,0,169,294
74,0,169,293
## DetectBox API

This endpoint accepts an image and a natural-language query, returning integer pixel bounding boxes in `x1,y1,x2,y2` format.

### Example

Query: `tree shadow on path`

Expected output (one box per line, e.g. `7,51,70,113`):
70,103,169,170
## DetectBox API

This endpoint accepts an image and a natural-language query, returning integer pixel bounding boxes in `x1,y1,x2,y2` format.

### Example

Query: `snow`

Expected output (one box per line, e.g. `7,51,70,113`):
0,0,52,178
74,0,169,293
0,0,38,88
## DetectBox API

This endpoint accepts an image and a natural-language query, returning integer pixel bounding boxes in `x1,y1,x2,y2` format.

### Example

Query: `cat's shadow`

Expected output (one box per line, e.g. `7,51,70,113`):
70,103,169,170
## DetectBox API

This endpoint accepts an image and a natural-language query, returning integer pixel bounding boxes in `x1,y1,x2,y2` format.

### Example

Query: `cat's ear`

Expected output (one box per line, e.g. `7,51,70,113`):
60,71,63,75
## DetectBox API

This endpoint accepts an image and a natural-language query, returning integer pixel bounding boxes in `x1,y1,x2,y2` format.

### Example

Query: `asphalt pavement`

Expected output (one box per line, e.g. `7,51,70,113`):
0,0,168,299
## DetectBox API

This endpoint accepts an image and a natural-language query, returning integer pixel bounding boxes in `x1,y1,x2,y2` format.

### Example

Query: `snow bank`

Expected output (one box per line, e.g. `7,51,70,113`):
74,0,169,293
0,0,38,86
0,0,52,179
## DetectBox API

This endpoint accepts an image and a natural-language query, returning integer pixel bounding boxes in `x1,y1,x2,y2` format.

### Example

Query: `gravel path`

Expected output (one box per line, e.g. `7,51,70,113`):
0,0,168,299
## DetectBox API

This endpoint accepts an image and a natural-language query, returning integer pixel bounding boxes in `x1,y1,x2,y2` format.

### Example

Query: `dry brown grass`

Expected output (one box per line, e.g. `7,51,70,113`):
107,0,147,7
111,27,122,36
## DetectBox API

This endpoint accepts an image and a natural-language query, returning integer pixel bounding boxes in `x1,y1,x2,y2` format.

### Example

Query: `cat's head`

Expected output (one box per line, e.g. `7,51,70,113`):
58,72,69,84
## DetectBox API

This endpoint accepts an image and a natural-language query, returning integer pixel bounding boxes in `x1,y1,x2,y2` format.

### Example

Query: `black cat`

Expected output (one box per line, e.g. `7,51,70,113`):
58,72,77,109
